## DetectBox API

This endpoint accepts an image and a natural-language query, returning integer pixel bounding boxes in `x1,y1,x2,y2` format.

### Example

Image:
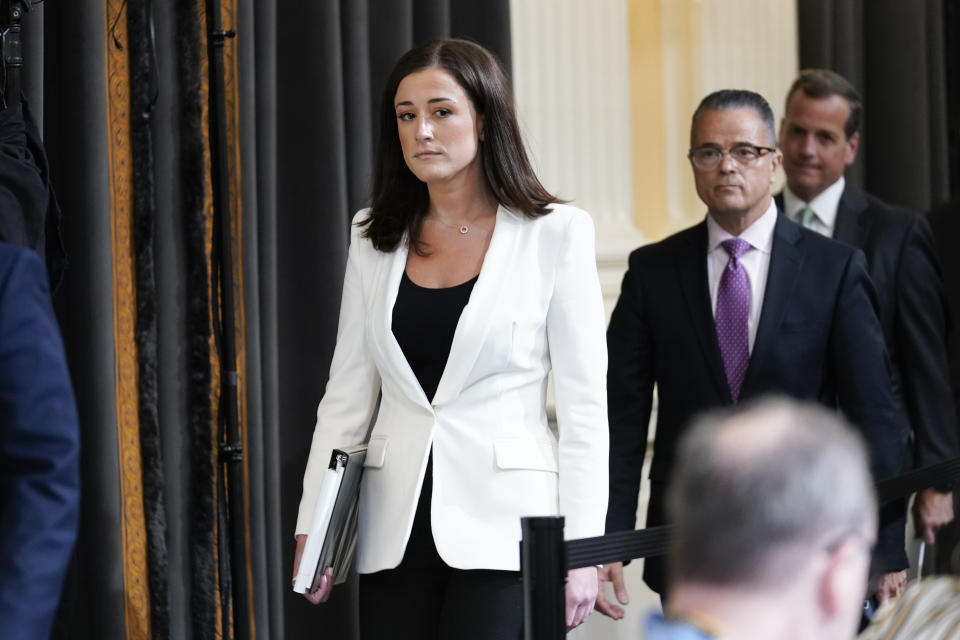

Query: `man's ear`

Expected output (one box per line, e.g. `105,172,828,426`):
769,150,783,185
844,132,860,166
818,536,867,618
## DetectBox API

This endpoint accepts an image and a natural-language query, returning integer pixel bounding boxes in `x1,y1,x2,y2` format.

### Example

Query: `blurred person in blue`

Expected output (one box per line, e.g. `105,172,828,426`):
645,398,876,640
0,242,80,640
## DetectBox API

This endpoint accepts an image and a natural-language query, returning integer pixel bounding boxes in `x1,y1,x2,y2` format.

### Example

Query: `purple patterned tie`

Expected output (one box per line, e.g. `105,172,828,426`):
715,238,751,402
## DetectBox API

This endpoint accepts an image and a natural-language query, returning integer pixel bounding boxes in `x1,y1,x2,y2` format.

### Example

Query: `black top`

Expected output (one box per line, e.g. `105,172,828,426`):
392,271,478,401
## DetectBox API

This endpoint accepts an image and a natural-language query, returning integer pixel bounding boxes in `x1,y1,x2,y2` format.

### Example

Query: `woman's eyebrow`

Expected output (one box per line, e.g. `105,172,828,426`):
395,96,457,108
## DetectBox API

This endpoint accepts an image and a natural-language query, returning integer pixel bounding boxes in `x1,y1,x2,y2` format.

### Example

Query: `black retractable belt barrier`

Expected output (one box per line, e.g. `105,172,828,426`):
522,455,960,640
877,456,960,503
566,525,674,570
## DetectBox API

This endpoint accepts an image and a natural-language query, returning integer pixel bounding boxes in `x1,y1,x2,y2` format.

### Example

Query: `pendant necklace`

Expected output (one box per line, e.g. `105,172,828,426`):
432,215,474,235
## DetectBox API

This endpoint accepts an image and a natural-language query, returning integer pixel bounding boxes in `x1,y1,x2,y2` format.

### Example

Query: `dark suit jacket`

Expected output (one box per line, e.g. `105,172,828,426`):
926,201,960,429
775,188,959,470
0,243,79,640
606,212,909,593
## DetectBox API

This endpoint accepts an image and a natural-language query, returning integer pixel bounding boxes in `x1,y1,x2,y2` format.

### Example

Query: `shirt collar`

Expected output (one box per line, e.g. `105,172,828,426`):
706,198,778,255
783,176,845,229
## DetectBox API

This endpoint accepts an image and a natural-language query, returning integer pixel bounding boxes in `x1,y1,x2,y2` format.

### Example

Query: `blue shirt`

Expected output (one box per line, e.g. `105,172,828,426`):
643,612,715,640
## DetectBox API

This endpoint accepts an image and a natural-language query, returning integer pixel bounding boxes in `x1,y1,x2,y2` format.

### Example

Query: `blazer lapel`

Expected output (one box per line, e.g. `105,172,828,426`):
380,239,433,411
432,205,520,406
741,214,803,395
677,222,731,402
833,186,871,247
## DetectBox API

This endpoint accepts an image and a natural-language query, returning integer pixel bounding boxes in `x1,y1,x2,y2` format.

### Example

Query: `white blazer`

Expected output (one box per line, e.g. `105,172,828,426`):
296,203,609,572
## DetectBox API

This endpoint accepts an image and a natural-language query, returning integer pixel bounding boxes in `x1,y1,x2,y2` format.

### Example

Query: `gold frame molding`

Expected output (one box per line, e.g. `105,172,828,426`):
105,0,151,638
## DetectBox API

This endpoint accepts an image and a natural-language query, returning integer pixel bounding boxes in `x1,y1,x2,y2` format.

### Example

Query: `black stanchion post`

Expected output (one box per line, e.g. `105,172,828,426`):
1,0,26,108
521,516,567,640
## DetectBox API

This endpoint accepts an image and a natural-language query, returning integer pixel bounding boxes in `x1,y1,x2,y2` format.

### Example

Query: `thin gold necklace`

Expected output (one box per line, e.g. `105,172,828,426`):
429,213,490,236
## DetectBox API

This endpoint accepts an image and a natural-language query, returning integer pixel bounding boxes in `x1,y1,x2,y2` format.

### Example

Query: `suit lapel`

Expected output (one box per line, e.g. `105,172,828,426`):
677,222,731,402
741,214,803,395
833,186,871,247
432,205,520,406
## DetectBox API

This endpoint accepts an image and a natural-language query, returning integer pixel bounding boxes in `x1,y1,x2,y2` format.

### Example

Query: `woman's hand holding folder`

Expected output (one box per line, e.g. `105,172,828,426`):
293,534,334,603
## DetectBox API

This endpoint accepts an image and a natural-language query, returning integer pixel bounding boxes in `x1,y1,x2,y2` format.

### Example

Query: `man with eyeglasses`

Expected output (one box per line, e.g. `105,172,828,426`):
598,89,908,619
645,398,877,640
776,69,957,590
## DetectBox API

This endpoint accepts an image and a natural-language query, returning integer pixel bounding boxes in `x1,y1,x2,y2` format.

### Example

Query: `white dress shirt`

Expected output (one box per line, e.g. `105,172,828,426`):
782,176,846,237
706,199,778,353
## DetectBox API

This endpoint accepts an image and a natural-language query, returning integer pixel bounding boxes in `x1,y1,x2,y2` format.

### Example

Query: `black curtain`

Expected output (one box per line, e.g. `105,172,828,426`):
44,3,126,638
797,0,954,210
944,0,960,202
29,1,510,639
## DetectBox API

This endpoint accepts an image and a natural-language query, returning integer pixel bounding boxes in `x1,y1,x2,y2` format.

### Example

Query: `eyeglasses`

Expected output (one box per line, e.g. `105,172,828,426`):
688,144,777,170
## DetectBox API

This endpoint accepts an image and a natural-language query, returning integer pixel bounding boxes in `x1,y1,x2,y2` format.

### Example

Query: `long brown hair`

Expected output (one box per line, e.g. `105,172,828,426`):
359,38,561,253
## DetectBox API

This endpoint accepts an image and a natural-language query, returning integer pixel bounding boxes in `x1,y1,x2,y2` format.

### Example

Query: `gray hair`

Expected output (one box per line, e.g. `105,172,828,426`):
690,89,777,147
667,396,876,586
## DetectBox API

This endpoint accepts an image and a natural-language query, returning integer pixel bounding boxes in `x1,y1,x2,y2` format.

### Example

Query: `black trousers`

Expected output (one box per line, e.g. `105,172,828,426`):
358,457,523,640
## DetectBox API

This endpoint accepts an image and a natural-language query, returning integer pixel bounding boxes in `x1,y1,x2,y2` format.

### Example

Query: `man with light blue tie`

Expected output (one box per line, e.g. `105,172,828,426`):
598,89,909,619
776,69,958,575
0,242,80,640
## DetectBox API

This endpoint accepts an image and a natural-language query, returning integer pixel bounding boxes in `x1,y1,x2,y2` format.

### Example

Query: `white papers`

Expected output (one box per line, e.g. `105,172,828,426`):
917,540,926,582
293,466,344,593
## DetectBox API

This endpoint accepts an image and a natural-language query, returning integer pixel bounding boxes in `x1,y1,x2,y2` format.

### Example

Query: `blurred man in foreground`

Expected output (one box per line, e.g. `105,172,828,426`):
645,398,876,640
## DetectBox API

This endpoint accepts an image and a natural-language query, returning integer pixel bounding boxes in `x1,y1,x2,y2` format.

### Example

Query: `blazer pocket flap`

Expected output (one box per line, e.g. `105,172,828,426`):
494,437,559,473
364,436,388,469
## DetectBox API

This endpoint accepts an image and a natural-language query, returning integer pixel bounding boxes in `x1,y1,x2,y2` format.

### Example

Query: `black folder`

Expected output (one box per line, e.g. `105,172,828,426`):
321,444,366,585
297,444,367,590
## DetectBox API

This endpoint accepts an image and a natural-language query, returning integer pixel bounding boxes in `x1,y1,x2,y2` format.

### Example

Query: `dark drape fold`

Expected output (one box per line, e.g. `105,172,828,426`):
797,0,952,210
127,1,171,637
945,0,960,200
45,2,126,638
235,0,283,636
248,1,283,638
174,0,220,636
276,2,355,636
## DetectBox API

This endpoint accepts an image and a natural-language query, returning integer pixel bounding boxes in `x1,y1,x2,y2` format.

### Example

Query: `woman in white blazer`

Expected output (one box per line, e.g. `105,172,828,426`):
292,39,608,638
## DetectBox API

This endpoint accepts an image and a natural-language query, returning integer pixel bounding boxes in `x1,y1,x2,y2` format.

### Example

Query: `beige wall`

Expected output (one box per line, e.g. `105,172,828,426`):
510,2,798,638
512,0,797,317
631,0,798,240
